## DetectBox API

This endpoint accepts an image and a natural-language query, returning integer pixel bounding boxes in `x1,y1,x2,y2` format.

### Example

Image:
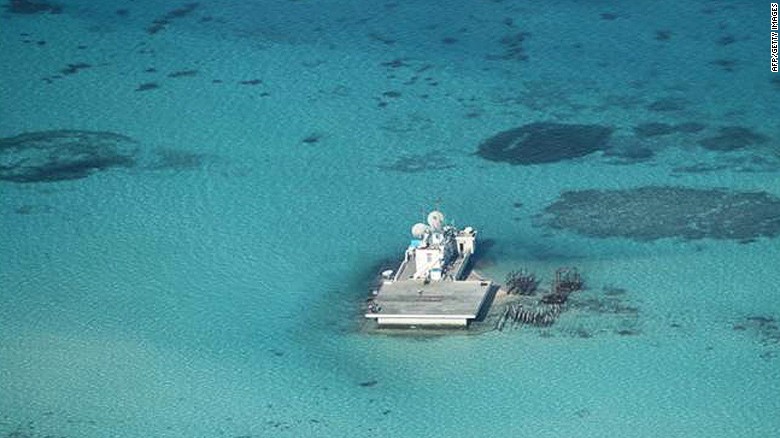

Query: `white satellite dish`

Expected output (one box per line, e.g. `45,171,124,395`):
411,223,429,238
427,210,445,231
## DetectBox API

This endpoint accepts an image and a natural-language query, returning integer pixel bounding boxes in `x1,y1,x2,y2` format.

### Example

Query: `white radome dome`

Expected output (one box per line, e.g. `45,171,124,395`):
427,210,445,230
411,223,429,238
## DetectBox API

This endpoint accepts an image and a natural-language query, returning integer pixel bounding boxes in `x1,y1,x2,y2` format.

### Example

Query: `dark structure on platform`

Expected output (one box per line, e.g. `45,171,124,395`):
541,267,583,304
505,269,539,295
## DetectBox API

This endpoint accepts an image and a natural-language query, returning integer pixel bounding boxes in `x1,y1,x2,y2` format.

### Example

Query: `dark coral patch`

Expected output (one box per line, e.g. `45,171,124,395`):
368,32,396,45
556,288,641,339
14,204,51,215
655,30,672,41
476,122,613,165
380,59,408,69
301,133,322,144
569,294,638,316
674,154,780,175
147,2,199,34
0,131,206,182
633,121,707,138
0,130,137,183
710,59,738,72
615,329,640,336
146,19,169,35
60,63,91,75
6,0,62,14
647,97,687,112
378,150,454,173
633,122,676,138
603,144,655,164
698,126,768,151
486,31,531,61
149,148,206,171
602,286,627,296
542,186,780,242
733,315,780,359
15,205,34,214
166,2,199,18
675,122,706,133
135,82,159,91
716,34,736,46
671,163,730,174
167,69,198,78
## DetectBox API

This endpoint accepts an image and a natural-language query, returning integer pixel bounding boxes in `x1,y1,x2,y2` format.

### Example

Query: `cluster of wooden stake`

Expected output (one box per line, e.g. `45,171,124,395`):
496,267,583,331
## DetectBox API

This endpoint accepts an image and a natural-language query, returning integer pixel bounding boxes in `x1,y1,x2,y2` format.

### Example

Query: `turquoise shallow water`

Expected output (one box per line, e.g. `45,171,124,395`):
2,1,779,436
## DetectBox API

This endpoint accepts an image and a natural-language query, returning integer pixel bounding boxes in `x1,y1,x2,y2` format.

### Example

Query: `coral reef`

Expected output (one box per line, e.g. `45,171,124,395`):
301,133,322,144
149,148,205,170
378,151,454,173
602,137,656,164
633,121,706,138
135,82,159,91
646,97,687,112
5,0,61,14
485,31,532,61
476,122,613,165
0,130,137,182
146,2,200,35
60,62,91,75
698,126,768,151
541,186,780,242
710,59,738,72
733,315,779,360
0,130,209,183
167,69,198,78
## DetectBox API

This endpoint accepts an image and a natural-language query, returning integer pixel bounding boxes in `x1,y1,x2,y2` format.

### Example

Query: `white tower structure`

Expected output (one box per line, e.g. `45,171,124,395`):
405,210,477,282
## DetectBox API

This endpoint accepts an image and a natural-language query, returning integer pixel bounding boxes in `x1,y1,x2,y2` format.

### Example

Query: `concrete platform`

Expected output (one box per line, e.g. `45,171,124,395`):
365,279,492,327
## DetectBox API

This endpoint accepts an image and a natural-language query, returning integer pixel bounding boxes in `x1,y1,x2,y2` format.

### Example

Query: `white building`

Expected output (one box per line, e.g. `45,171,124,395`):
366,210,490,328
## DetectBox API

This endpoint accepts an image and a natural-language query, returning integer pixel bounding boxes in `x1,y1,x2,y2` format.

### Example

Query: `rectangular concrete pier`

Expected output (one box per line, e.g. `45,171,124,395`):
365,279,492,327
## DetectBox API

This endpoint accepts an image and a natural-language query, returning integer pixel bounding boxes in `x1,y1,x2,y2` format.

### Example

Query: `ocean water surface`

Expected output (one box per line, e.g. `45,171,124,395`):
1,0,779,436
